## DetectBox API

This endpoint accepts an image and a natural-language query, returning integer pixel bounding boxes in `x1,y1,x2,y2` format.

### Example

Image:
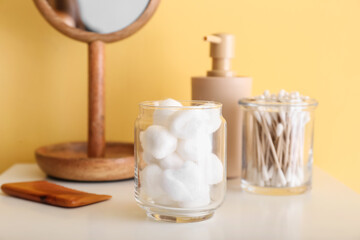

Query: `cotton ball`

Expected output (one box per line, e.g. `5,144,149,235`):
199,103,222,133
153,98,182,127
153,110,173,127
141,164,164,199
201,153,224,185
140,125,177,159
162,170,192,202
177,136,212,163
162,161,207,203
142,151,156,164
168,110,208,139
159,152,184,169
159,98,182,107
178,185,210,208
203,108,222,133
154,195,178,207
175,161,208,201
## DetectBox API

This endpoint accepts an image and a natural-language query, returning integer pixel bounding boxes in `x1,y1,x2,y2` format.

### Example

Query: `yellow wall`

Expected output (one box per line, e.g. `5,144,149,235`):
1,1,359,193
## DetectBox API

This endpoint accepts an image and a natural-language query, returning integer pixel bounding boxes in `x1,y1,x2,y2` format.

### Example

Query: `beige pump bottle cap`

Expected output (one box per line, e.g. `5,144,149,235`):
204,33,236,77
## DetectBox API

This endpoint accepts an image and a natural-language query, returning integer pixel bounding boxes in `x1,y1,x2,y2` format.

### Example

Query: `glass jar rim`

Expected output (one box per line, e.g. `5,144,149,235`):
139,100,222,110
238,97,318,108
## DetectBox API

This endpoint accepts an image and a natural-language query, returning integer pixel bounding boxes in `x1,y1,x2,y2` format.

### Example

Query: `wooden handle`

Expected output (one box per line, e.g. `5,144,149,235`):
88,41,105,158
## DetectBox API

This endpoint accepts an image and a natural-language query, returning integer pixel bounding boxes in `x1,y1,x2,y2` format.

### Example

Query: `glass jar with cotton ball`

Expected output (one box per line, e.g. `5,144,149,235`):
239,90,318,195
134,99,226,222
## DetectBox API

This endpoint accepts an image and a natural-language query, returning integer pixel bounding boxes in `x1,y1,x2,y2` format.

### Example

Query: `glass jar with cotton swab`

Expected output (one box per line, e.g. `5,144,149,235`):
134,99,226,222
239,90,318,195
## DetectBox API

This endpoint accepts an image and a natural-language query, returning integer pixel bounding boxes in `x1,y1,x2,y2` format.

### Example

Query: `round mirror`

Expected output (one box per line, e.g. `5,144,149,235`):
76,0,150,34
34,0,160,43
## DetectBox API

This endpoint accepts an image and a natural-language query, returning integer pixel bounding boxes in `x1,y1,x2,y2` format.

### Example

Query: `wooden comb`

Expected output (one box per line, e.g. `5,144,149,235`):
1,181,111,208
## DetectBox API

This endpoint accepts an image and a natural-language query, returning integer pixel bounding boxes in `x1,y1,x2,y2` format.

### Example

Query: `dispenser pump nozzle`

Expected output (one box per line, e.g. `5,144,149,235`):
204,33,236,77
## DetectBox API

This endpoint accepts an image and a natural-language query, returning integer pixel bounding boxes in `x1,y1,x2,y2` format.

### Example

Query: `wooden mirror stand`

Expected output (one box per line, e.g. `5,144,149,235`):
33,0,160,181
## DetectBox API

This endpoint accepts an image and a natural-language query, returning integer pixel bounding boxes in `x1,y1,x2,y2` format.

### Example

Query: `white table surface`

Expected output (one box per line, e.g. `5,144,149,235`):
0,164,359,240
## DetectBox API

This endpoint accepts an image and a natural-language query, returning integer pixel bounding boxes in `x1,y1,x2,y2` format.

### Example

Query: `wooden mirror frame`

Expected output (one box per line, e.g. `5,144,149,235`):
33,0,160,43
33,0,160,181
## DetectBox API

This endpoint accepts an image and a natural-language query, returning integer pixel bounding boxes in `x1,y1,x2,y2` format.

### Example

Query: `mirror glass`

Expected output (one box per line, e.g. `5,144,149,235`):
47,0,150,34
